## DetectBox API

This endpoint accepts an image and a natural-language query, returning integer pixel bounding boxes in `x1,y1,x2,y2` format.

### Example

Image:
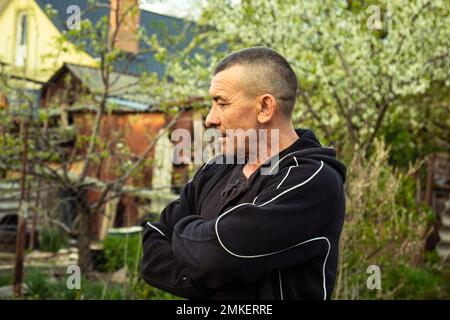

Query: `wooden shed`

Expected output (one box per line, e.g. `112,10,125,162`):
40,63,202,239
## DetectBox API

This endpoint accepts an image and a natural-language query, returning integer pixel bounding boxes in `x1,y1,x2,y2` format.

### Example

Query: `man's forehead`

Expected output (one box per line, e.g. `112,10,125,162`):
208,80,226,98
209,65,246,97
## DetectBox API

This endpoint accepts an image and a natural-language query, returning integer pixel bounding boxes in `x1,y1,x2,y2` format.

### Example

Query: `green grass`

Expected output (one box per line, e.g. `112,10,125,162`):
0,272,13,287
0,267,181,300
2,260,448,300
357,253,450,300
103,232,142,273
39,227,69,253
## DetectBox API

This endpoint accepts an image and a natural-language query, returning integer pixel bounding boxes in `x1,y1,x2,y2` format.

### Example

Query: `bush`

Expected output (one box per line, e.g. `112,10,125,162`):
358,253,450,300
334,140,437,299
0,272,13,287
103,229,142,274
24,268,52,299
385,264,449,299
17,267,181,300
39,226,68,253
131,278,182,300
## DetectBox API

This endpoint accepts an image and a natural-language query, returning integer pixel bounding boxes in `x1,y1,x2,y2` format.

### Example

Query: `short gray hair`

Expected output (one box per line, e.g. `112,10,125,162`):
214,47,298,117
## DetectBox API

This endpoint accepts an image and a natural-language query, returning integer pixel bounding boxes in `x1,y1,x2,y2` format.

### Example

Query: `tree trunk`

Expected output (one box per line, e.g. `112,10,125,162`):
76,195,92,273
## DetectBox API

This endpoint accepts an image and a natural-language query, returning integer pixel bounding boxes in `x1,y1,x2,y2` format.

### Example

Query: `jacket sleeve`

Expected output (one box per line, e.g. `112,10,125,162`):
171,160,345,289
140,169,214,299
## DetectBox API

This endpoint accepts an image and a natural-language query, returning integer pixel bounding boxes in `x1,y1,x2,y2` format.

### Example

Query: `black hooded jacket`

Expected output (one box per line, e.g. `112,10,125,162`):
141,129,346,300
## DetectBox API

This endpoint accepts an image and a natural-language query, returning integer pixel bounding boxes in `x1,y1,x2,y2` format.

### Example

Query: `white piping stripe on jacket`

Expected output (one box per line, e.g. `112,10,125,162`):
257,160,323,207
277,156,299,189
267,147,334,175
146,222,166,237
267,150,303,174
214,160,330,299
278,270,284,300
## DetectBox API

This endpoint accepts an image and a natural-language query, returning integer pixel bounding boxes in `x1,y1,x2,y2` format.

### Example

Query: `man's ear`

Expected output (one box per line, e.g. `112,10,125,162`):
257,94,277,124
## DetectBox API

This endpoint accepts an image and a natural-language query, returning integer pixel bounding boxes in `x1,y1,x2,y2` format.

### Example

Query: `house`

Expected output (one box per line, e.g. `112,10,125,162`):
0,0,97,83
0,0,190,82
0,0,207,240
40,62,203,238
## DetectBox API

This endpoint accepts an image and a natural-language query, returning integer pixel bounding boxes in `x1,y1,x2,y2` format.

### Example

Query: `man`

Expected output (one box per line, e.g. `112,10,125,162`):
141,47,346,300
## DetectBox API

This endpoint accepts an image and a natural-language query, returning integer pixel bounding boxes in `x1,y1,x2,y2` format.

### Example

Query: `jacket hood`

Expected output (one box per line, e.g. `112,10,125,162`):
266,128,347,184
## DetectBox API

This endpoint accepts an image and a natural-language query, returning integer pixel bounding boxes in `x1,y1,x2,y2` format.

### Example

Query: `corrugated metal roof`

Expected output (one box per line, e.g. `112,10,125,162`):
64,63,156,109
43,62,206,112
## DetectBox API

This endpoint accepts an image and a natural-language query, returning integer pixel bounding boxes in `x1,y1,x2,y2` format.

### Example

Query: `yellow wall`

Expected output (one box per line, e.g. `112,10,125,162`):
0,0,98,83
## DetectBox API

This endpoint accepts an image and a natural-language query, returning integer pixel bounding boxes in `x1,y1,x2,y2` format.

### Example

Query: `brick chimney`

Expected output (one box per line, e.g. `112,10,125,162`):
109,0,140,53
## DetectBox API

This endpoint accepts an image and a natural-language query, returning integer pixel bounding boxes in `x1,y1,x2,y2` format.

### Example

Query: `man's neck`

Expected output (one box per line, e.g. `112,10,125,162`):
243,125,299,179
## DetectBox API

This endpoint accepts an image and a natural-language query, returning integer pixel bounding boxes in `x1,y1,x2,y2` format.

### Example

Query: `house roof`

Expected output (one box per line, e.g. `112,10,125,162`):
43,63,205,113
43,63,156,110
35,0,195,77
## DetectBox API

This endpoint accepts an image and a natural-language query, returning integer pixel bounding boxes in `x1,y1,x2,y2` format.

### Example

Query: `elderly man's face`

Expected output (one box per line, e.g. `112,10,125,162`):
206,65,259,157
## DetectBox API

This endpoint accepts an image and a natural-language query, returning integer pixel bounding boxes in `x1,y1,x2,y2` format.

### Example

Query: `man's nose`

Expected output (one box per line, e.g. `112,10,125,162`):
205,106,220,128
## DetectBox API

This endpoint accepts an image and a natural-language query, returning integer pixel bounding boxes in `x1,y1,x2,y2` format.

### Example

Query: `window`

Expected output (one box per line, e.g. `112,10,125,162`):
15,12,27,66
